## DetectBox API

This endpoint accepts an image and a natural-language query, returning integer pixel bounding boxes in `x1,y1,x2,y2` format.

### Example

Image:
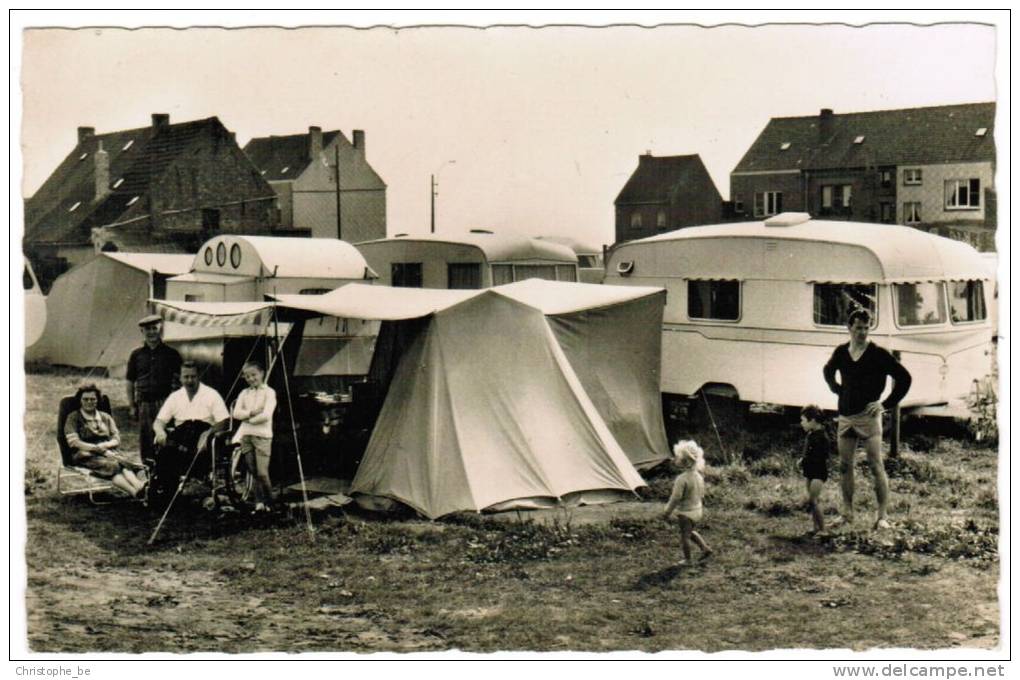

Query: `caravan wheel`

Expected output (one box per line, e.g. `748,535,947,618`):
226,449,256,506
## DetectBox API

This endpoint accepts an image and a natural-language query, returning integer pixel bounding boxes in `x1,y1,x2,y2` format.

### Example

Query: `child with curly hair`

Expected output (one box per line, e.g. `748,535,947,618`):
662,440,713,566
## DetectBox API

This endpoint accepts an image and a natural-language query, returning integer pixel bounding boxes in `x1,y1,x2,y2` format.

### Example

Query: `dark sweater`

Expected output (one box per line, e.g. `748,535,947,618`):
823,342,912,416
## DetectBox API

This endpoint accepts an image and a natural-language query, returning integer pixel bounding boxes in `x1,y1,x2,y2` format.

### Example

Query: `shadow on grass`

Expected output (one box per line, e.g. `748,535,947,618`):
632,563,697,590
27,491,329,556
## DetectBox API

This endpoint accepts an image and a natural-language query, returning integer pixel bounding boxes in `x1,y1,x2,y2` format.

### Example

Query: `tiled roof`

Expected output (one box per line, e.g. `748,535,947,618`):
733,102,996,173
615,154,720,205
242,130,343,181
24,117,240,246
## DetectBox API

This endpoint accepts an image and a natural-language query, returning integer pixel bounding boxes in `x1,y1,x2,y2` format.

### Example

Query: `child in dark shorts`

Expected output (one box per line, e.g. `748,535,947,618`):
800,404,831,535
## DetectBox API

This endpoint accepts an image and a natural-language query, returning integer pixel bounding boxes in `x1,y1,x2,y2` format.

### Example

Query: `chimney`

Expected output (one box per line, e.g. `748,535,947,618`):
151,113,170,131
77,126,95,145
94,141,110,202
819,108,834,142
308,126,323,159
352,129,365,155
639,151,653,165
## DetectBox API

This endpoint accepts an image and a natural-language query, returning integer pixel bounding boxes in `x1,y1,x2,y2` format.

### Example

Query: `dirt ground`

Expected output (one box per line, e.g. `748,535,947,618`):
20,372,1002,654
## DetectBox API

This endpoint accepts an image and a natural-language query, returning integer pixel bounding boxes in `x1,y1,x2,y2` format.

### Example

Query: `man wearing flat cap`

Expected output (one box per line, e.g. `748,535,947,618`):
127,315,182,466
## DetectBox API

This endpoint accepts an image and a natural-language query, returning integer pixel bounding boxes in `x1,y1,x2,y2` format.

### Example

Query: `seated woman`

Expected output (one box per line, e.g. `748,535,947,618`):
64,384,147,499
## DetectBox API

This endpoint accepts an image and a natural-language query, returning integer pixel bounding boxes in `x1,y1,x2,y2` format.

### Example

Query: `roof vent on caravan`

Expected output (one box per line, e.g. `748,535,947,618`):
470,229,494,234
616,260,634,276
764,212,812,228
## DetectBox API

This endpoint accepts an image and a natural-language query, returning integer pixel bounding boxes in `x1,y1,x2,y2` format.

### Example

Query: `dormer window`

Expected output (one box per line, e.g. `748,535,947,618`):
122,140,134,151
126,196,140,206
853,135,865,144
68,201,81,212
112,178,124,189
281,166,289,174
79,152,89,161
975,127,988,137
780,142,791,151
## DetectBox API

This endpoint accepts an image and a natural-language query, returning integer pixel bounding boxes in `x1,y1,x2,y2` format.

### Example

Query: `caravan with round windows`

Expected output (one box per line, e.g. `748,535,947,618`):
604,212,995,418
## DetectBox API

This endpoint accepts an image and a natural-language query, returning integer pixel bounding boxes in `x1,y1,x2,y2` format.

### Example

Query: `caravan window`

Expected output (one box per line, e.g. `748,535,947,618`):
392,262,423,288
949,281,987,323
577,255,599,268
448,263,482,289
555,265,577,282
813,284,878,327
687,280,740,321
514,265,558,282
895,282,947,327
492,264,514,286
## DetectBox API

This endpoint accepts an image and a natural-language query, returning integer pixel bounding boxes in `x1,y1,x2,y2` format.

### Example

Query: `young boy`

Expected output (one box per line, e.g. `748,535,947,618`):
232,362,277,512
800,404,831,535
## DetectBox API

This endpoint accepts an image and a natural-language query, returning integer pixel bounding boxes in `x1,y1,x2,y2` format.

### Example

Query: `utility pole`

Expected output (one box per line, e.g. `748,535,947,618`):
335,143,342,240
430,174,436,234
430,160,456,234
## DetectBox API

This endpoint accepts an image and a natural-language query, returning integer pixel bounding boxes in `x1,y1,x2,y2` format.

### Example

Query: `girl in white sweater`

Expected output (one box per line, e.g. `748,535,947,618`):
232,362,277,512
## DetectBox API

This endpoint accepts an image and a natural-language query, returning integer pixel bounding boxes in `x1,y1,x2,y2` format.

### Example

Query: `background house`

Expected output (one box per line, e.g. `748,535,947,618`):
613,154,723,244
23,114,280,291
730,102,996,251
243,127,387,243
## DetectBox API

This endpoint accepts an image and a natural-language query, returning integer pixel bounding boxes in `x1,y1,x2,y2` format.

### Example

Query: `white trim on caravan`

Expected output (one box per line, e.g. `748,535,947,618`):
604,214,994,418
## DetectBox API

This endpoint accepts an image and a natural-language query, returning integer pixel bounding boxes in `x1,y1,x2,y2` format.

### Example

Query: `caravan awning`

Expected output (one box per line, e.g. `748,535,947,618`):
152,300,274,327
275,284,480,321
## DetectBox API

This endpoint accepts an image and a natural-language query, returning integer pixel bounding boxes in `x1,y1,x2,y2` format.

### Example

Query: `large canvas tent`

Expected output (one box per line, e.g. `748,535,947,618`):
153,280,668,518
26,252,193,371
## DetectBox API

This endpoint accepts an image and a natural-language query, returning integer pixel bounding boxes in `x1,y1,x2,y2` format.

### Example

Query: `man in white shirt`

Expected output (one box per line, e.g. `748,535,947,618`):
153,361,230,453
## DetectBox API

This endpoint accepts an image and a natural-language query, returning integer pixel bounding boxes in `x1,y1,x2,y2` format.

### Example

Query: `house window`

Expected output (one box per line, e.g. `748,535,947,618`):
656,210,667,228
949,281,987,323
185,294,205,302
202,208,221,231
813,283,878,327
492,264,514,286
577,255,599,269
513,264,558,282
880,170,893,188
448,263,483,289
392,262,423,288
903,168,922,185
945,179,981,209
880,203,896,223
753,191,782,217
903,202,922,224
555,265,577,282
687,280,740,321
630,212,643,229
734,201,745,214
820,185,852,214
895,282,947,327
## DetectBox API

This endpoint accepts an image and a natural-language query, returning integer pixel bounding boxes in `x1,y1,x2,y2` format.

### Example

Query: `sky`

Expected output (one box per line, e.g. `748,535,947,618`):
19,20,998,249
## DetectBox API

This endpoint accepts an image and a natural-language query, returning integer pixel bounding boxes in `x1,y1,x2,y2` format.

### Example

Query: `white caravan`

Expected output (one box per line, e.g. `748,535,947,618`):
604,213,994,417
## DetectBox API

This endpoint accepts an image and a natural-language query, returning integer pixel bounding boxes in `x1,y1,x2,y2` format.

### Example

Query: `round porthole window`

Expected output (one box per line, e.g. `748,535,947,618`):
230,243,241,268
203,247,213,266
216,242,227,267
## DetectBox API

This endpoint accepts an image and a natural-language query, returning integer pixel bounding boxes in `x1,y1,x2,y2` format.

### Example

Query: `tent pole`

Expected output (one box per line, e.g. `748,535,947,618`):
273,306,315,539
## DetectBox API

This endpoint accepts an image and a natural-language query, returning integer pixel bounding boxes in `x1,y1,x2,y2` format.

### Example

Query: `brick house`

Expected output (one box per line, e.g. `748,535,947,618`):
614,154,723,243
243,127,386,243
730,102,996,251
24,114,280,291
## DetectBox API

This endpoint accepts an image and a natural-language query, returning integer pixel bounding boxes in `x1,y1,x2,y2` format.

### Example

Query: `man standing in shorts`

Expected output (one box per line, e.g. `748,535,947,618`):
823,308,912,530
127,315,182,466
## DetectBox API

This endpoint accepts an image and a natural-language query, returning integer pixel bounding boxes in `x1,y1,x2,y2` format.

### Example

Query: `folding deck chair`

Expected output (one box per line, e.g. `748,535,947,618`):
56,394,143,504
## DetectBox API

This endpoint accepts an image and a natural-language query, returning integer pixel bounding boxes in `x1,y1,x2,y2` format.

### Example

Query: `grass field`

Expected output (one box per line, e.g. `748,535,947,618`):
21,371,1000,653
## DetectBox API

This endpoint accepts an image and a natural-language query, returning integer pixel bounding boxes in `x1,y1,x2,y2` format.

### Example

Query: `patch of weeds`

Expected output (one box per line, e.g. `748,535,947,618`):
748,455,796,478
885,454,951,484
905,434,939,453
975,489,998,512
466,520,579,564
821,519,998,563
704,464,751,486
744,497,801,517
360,526,417,555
